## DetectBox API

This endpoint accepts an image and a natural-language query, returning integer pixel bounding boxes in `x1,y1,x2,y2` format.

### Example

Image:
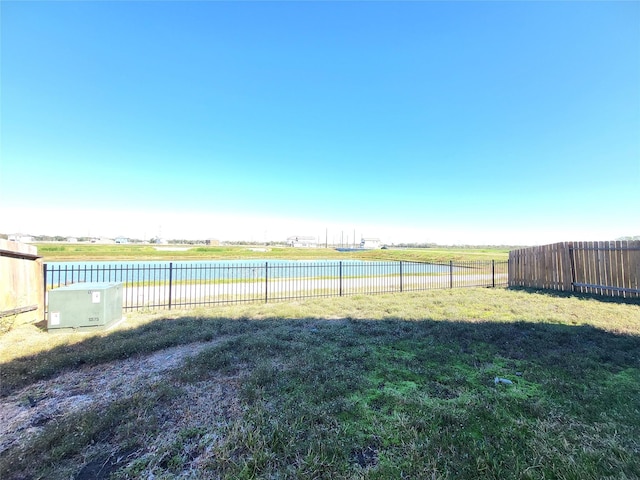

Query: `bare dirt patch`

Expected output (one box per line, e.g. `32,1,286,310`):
0,339,229,457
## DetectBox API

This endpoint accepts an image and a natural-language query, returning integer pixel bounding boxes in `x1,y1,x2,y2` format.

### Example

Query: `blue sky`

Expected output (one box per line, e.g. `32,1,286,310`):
1,1,638,245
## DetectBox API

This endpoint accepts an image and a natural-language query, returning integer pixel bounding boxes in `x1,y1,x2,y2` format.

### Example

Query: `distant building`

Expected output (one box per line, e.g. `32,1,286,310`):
91,237,115,244
287,236,317,248
360,238,382,249
205,238,220,246
115,237,129,244
67,237,78,243
7,234,33,243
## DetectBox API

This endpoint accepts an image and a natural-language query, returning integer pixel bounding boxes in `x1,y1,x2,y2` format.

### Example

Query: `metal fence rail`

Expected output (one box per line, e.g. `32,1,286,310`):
44,260,508,311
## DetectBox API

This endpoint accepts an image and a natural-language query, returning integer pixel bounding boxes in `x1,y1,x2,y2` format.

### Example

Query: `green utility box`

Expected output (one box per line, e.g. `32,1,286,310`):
47,282,123,332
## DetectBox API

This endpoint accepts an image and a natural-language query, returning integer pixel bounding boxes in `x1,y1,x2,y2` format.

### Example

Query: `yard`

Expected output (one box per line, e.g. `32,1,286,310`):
1,287,639,479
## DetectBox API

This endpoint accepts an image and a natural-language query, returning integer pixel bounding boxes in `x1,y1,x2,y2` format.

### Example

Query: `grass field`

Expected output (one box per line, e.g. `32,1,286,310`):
34,243,510,263
1,287,638,479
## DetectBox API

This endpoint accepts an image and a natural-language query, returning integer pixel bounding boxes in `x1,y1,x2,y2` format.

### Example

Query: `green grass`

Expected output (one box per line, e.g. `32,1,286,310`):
1,288,639,479
35,243,509,262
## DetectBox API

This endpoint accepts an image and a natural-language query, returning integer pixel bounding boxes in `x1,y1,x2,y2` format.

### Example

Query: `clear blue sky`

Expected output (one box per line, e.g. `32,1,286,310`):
1,1,638,245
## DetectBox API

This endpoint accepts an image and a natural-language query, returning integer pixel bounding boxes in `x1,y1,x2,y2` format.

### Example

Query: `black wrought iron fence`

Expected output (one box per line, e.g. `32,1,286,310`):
44,260,508,311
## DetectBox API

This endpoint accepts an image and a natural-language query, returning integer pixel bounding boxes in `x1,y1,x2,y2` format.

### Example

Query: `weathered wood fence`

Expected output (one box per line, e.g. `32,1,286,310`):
509,241,640,298
0,239,44,327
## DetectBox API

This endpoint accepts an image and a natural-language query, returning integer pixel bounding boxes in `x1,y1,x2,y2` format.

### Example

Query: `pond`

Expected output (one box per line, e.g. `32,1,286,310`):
44,259,456,286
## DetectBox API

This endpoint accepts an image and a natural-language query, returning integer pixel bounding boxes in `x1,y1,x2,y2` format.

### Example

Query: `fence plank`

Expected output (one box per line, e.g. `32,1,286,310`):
582,241,594,295
544,244,551,290
595,241,603,296
573,241,583,294
552,242,561,290
623,241,632,297
561,242,573,291
588,241,597,295
604,241,614,297
614,240,623,297
631,241,640,298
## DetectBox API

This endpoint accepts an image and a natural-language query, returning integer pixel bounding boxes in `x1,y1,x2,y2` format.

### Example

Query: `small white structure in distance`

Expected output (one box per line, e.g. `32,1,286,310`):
91,237,116,244
360,238,382,249
7,234,33,243
287,236,317,248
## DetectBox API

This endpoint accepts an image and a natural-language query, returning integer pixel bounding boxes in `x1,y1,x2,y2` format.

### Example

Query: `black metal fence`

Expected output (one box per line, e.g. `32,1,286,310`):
44,260,508,311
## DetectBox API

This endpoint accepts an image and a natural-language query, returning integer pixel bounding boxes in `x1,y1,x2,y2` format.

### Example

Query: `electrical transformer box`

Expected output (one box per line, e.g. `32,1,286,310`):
47,282,123,331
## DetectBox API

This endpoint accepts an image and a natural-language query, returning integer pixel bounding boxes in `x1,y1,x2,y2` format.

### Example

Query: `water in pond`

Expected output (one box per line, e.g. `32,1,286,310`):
45,259,455,286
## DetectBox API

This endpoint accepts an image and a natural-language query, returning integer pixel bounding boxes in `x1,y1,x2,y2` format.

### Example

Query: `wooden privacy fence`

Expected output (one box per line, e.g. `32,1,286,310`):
509,241,640,298
0,239,44,326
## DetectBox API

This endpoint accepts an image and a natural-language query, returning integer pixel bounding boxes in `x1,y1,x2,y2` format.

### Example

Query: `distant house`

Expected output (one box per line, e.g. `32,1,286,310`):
360,238,382,249
115,237,129,244
287,236,317,248
8,234,33,243
205,238,220,246
67,237,78,243
91,237,115,244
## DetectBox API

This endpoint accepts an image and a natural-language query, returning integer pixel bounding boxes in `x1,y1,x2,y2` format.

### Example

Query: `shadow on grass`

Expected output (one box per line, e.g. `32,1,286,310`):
509,286,640,306
2,313,639,398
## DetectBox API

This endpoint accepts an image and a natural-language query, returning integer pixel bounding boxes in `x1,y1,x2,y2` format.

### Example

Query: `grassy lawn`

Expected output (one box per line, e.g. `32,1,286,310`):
1,288,638,479
34,243,510,263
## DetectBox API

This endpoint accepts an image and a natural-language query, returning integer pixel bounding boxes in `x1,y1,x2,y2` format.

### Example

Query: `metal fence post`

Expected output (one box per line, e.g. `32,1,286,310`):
168,262,173,310
492,260,495,288
43,263,48,318
449,260,453,289
399,261,403,292
339,261,343,296
265,262,269,303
